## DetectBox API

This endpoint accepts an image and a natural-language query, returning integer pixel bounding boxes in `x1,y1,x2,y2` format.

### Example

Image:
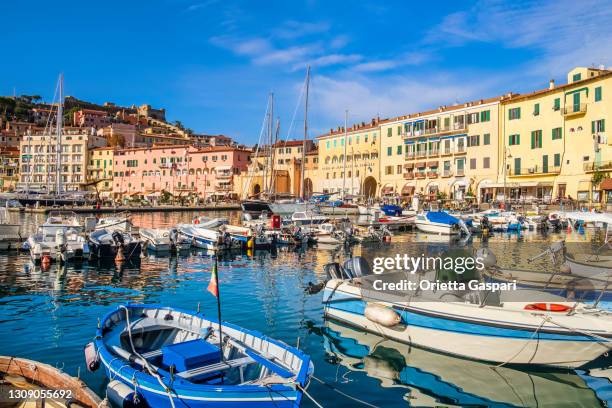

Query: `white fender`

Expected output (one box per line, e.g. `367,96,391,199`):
364,303,401,327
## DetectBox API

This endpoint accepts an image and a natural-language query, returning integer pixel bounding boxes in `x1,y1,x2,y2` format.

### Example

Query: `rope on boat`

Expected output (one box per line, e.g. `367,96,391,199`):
310,375,381,408
547,317,612,349
494,317,548,368
121,306,177,408
296,383,324,408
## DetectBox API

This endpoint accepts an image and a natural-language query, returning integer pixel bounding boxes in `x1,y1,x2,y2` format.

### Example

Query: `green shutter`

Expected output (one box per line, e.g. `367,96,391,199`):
554,153,560,167
595,86,602,102
387,147,392,156
484,133,490,145
534,103,539,115
602,119,606,132
531,131,535,149
592,121,596,133
517,107,521,119
554,98,560,110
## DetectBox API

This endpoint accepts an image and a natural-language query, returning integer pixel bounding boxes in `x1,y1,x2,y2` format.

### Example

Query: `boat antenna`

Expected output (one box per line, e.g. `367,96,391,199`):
342,110,348,200
300,66,310,199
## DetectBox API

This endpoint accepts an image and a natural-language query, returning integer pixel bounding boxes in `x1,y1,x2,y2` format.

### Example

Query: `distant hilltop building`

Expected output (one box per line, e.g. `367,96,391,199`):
136,104,166,121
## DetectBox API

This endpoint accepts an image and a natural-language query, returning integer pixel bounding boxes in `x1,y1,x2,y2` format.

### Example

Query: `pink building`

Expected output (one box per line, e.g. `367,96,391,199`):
112,145,251,199
73,109,111,128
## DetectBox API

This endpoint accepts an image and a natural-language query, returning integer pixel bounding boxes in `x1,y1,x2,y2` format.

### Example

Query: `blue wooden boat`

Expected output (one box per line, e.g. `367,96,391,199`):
381,204,402,216
89,304,313,408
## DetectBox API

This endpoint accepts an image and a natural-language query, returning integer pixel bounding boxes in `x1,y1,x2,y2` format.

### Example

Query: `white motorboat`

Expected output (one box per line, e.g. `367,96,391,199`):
414,212,465,235
192,216,229,229
140,228,174,252
27,211,89,262
310,222,352,246
290,210,328,226
318,257,612,367
0,208,21,250
177,224,231,250
95,215,132,233
357,204,381,216
353,224,392,243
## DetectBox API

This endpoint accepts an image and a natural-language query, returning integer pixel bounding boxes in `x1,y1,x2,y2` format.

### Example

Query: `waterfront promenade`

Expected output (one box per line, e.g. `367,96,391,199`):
8,203,241,214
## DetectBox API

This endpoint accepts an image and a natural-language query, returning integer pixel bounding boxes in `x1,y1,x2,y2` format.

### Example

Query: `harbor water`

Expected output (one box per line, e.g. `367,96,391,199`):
1,210,611,407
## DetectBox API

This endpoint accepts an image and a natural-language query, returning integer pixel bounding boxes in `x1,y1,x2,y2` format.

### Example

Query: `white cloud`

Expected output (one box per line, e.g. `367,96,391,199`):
273,21,331,39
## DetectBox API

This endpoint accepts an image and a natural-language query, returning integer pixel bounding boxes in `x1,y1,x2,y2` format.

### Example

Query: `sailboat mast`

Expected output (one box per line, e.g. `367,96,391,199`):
55,73,63,196
270,118,279,195
342,110,348,201
300,66,310,199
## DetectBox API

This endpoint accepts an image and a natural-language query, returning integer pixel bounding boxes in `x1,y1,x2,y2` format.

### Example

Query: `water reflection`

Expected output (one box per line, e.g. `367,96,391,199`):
320,319,609,407
0,210,610,406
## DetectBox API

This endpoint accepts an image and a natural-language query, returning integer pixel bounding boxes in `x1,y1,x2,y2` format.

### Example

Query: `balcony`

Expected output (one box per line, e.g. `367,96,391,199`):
562,103,587,117
456,169,465,177
415,151,427,158
508,165,561,176
216,171,232,179
584,160,612,173
428,149,440,157
404,173,414,180
403,121,468,139
455,146,467,154
427,171,439,178
441,147,452,156
441,170,453,178
415,172,426,179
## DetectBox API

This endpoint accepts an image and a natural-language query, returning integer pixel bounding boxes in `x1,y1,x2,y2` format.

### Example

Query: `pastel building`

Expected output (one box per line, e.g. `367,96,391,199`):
73,109,111,128
317,119,383,197
87,147,115,196
500,67,612,204
112,145,250,199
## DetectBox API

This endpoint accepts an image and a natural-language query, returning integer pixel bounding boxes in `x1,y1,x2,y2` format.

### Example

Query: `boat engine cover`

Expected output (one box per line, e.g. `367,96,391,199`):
343,256,372,277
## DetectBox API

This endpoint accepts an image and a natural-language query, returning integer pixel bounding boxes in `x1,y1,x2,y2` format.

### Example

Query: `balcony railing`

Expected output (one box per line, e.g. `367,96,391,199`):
403,121,468,138
216,172,232,178
404,173,414,180
441,170,453,178
584,160,612,172
456,169,465,177
416,151,427,158
427,171,439,178
415,172,426,179
405,151,415,159
562,104,587,116
455,146,466,154
508,165,561,176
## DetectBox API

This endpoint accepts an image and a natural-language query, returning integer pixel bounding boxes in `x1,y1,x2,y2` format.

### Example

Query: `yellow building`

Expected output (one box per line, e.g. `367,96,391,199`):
500,67,611,205
317,119,382,198
87,147,115,196
384,97,502,203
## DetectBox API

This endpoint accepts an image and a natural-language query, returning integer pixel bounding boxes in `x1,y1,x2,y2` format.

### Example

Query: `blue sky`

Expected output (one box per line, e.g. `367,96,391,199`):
2,0,611,144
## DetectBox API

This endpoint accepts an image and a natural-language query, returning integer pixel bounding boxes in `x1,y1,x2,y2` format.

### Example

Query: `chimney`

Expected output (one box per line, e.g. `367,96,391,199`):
549,79,555,90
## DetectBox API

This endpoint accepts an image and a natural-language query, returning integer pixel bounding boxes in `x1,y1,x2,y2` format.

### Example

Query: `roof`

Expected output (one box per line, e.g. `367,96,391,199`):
504,70,612,103
273,140,312,148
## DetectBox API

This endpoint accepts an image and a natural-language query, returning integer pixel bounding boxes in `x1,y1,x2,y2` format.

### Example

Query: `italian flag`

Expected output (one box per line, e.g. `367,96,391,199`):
207,258,219,297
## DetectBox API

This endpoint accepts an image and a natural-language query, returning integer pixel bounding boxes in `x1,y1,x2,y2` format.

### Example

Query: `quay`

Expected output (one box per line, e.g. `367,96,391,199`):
8,203,241,214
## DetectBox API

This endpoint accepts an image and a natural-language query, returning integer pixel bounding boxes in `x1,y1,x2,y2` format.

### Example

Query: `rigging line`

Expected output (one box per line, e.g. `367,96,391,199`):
282,70,308,145
295,383,324,408
242,97,272,198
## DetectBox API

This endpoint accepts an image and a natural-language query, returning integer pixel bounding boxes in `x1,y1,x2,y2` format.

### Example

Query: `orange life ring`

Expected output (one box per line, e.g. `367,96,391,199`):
524,303,571,312
194,218,200,224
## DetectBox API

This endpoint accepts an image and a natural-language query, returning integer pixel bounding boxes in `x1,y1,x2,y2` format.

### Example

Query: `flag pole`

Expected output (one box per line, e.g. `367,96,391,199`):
214,252,224,361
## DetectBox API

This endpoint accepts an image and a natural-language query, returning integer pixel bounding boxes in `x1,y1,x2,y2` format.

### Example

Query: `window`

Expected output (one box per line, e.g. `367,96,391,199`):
552,127,562,140
554,153,561,167
396,145,402,155
326,141,330,148
553,98,560,111
397,165,402,174
340,139,344,146
387,128,392,137
508,107,521,120
397,126,402,135
514,158,521,175
573,73,581,82
595,86,602,102
468,113,480,124
480,110,490,122
509,134,520,146
533,103,540,116
483,133,490,145
387,147,392,156
468,135,480,147
592,119,606,133
470,158,476,169
384,166,393,175
483,157,490,168
531,130,543,149
333,140,337,147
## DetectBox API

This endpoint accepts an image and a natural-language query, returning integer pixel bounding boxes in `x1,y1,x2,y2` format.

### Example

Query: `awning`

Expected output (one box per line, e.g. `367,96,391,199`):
404,163,414,169
216,165,232,171
146,191,162,197
381,186,394,194
537,182,553,187
404,140,415,144
601,178,612,190
450,180,468,188
99,191,112,198
401,185,415,196
480,182,506,188
427,161,438,167
415,162,426,168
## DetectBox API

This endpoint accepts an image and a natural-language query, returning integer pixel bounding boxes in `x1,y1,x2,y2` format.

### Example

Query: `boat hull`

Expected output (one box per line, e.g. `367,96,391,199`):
415,221,458,235
323,284,610,367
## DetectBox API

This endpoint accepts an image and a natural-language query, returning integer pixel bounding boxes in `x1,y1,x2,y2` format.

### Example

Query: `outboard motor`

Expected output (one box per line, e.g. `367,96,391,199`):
324,262,346,280
342,256,373,278
112,231,125,246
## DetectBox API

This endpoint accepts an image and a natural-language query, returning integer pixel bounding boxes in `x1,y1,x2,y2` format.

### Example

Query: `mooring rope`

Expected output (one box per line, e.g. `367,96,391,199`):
310,375,380,408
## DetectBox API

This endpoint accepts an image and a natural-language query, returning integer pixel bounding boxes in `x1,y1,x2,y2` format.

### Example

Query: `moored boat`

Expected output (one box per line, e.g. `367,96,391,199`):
0,356,107,408
89,228,141,259
415,211,464,235
88,304,313,408
140,227,174,252
319,257,612,367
